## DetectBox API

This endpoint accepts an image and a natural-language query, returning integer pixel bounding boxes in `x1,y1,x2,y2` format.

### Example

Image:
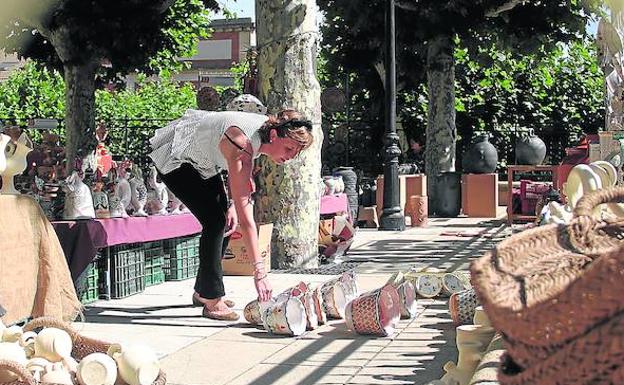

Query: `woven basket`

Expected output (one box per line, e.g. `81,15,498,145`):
0,317,166,385
471,186,624,369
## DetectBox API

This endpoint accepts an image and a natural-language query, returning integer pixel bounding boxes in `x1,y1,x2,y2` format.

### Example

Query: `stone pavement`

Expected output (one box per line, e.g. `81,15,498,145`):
72,209,510,385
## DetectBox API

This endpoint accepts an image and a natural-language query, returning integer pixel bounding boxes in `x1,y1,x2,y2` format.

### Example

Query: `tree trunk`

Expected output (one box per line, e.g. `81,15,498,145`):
425,35,456,213
63,62,98,172
254,0,323,269
47,28,99,172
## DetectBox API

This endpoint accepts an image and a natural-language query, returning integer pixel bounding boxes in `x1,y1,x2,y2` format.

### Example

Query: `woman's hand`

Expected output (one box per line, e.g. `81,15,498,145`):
224,204,238,237
254,275,273,302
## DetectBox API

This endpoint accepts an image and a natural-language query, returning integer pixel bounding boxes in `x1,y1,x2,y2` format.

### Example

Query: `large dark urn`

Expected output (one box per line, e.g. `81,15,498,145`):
516,129,547,165
435,172,462,217
463,134,498,174
333,166,359,220
360,182,376,207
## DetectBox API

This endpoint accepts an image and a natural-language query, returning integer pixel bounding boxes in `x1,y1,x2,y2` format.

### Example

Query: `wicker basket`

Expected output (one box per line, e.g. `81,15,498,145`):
471,186,624,369
0,317,166,385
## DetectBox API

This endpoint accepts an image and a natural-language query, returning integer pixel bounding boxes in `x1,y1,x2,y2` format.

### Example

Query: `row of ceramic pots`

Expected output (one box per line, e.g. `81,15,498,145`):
244,271,424,337
0,322,159,385
405,268,472,299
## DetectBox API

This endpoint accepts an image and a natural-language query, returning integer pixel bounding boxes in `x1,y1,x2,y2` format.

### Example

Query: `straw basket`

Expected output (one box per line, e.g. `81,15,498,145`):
0,317,166,385
471,186,624,370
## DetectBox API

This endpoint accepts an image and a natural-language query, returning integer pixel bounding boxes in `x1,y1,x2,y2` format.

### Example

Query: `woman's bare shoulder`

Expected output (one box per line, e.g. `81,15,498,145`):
219,125,253,161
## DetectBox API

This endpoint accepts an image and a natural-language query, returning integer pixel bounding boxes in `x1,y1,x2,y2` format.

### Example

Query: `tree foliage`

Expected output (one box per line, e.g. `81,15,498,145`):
318,0,603,177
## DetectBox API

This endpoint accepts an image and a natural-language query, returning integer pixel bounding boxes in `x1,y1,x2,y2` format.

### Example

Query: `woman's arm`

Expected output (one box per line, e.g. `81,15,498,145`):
219,126,272,300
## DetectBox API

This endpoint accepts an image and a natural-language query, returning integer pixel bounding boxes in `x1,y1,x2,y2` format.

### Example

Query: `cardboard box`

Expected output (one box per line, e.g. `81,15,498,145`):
222,223,273,276
461,173,498,218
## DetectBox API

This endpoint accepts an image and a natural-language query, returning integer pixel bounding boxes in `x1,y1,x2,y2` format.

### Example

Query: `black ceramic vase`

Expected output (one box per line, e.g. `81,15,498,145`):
435,172,462,217
463,134,498,174
515,129,547,165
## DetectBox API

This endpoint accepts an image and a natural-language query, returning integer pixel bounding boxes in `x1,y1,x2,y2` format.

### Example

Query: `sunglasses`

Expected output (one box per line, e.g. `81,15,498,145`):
276,119,313,132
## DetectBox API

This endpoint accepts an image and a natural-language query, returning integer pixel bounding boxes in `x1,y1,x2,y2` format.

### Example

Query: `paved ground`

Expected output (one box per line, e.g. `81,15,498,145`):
72,208,511,385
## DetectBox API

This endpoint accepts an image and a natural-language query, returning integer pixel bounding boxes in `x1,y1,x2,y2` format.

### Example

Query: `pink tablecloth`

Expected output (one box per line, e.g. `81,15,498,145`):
320,193,350,218
52,214,202,280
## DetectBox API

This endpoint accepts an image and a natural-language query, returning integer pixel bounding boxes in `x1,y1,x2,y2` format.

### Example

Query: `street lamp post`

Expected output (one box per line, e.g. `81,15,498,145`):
379,0,405,231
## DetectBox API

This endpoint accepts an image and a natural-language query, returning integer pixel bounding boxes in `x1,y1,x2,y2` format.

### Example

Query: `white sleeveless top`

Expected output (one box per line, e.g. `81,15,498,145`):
149,109,269,179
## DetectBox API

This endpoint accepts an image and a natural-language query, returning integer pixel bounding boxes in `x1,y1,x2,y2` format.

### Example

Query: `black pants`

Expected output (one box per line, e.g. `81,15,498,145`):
159,163,229,299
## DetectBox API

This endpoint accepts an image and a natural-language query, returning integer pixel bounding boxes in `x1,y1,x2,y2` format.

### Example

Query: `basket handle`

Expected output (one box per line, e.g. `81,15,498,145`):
0,360,37,385
22,317,78,341
573,186,624,218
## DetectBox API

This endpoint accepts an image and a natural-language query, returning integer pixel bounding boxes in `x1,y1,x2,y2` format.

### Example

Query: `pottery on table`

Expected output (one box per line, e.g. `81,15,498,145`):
116,169,132,217
107,343,159,385
323,176,337,195
463,134,498,174
449,288,479,326
34,327,73,362
62,171,96,220
146,165,169,216
166,187,184,215
92,181,110,219
515,128,547,165
76,352,118,385
128,166,148,217
345,285,401,337
261,293,307,337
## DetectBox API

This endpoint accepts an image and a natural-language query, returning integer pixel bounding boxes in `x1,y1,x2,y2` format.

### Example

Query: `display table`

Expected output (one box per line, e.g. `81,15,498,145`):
52,214,201,281
0,195,81,325
320,193,350,220
507,165,559,225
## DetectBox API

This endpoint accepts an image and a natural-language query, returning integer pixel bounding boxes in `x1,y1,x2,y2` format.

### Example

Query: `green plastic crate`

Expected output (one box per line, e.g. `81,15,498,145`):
75,261,99,304
143,241,166,287
109,243,145,298
163,235,200,281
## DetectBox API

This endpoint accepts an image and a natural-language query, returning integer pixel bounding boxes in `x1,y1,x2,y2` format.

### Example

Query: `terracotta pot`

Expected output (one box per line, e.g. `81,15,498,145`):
406,195,428,227
345,285,401,336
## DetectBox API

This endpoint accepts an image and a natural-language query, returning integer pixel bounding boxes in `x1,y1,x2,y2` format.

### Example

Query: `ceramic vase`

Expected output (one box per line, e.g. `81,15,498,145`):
116,172,132,216
312,287,327,325
285,282,319,330
62,171,96,220
449,288,479,326
41,362,73,385
107,343,159,385
146,165,169,216
244,299,276,326
0,132,33,194
440,325,491,385
463,134,498,174
34,327,73,362
129,172,148,217
262,293,307,336
92,182,110,219
515,129,547,165
406,195,428,227
166,187,183,215
345,285,401,337
323,176,336,195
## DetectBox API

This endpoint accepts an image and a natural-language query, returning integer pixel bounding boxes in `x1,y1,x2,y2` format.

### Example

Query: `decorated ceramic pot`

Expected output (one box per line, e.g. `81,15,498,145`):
415,274,443,298
320,272,359,319
312,287,327,325
396,281,418,319
441,273,466,297
449,288,479,326
386,272,417,319
262,293,307,336
285,282,319,330
345,285,401,336
244,299,275,325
